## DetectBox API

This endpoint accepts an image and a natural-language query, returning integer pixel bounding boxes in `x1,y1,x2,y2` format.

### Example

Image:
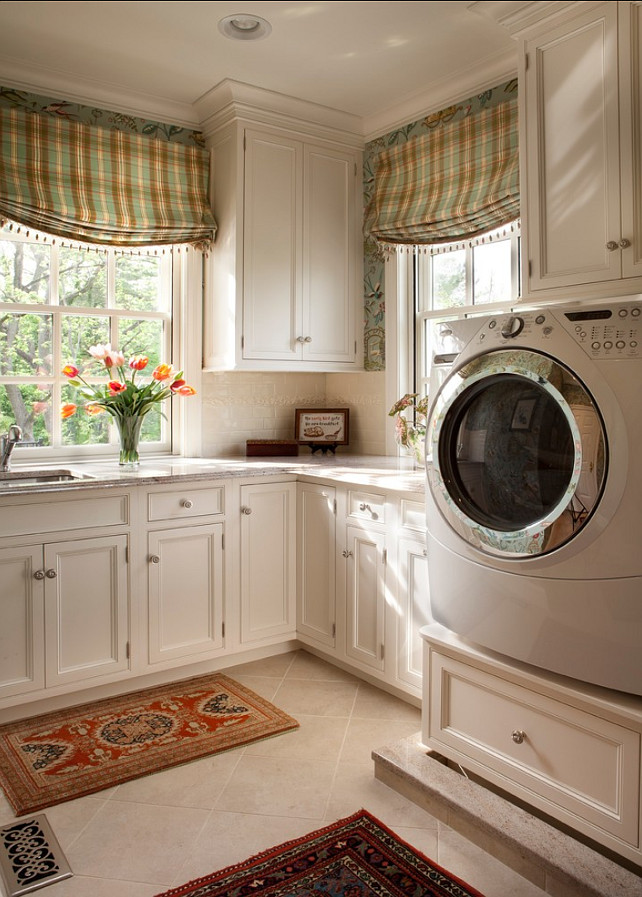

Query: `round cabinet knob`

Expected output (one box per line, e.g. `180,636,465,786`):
619,238,631,249
304,336,312,343
181,499,193,509
606,240,619,251
241,506,252,515
296,336,306,343
33,570,45,581
500,316,524,339
150,555,160,564
511,729,526,744
45,568,57,579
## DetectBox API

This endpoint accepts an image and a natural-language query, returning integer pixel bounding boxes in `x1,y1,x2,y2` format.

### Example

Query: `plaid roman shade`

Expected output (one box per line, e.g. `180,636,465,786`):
365,98,519,246
0,107,216,248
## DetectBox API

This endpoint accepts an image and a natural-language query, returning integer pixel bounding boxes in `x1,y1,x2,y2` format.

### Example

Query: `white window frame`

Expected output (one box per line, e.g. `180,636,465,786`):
385,224,520,456
0,228,203,463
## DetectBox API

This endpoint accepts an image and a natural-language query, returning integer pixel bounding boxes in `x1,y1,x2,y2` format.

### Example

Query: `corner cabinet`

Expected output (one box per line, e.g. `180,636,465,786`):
204,121,363,371
520,1,642,299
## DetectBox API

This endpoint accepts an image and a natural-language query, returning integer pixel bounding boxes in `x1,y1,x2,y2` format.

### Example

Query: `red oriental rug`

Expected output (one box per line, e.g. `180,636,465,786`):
0,673,298,816
154,809,487,897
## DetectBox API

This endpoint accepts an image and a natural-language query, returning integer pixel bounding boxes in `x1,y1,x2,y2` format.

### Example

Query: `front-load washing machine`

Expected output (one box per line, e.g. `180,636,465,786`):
425,299,642,695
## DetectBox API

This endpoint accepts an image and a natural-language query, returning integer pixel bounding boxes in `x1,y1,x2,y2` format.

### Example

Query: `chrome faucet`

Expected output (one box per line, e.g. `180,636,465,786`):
0,424,22,471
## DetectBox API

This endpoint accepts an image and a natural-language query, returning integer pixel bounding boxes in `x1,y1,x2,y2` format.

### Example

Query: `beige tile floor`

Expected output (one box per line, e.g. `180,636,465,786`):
0,650,548,897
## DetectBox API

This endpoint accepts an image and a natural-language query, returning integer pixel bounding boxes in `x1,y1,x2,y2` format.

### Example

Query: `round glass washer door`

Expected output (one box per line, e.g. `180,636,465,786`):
427,349,607,558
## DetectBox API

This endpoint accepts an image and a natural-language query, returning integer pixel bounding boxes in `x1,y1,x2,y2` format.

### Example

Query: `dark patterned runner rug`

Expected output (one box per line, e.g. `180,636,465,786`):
154,809,487,897
0,673,298,816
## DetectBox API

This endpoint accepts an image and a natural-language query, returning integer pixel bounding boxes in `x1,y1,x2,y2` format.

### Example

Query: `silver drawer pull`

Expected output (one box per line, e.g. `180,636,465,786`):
33,570,45,581
359,502,370,511
150,555,160,564
511,729,526,744
606,240,618,251
619,238,631,249
342,549,353,558
181,499,193,509
45,568,57,579
241,506,252,515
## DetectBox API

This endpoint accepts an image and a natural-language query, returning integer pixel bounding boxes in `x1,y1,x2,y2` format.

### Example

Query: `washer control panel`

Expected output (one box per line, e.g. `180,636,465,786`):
468,303,642,358
559,303,641,358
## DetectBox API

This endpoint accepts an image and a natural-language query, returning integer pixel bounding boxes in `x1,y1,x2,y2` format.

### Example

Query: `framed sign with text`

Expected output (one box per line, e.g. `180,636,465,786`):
295,408,349,451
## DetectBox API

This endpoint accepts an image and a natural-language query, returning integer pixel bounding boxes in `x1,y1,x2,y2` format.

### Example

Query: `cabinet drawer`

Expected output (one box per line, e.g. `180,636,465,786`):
400,499,425,533
428,651,641,846
0,493,129,538
147,487,224,522
347,490,385,523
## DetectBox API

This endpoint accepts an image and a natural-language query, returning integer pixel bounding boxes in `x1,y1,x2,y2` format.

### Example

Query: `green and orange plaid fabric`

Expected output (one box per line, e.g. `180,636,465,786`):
0,107,216,247
365,98,519,246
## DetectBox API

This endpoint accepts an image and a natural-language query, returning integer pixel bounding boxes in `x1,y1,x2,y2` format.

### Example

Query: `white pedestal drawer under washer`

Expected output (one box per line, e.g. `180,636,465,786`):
425,300,642,696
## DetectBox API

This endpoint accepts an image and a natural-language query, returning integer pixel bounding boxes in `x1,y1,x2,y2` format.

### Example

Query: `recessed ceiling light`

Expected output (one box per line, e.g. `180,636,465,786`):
218,14,272,41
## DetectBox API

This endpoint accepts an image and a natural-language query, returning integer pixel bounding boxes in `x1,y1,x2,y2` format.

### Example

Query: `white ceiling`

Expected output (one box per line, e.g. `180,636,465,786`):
0,1,519,135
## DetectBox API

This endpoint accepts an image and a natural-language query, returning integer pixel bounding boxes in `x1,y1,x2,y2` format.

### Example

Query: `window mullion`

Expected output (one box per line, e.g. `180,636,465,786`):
466,244,474,305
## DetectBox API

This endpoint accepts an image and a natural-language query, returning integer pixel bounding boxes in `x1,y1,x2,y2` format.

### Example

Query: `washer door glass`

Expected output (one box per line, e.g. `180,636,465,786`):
428,349,607,557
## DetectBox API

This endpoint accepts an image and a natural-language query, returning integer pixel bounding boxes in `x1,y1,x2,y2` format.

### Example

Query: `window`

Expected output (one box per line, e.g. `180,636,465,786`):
0,224,176,460
413,222,520,399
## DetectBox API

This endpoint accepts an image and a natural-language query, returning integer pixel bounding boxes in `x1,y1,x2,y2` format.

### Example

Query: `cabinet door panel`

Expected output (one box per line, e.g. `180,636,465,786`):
396,538,429,690
619,0,642,278
296,483,336,647
525,4,621,289
303,146,356,362
45,535,129,686
240,483,296,642
243,130,302,361
148,524,224,663
345,525,384,671
0,546,45,697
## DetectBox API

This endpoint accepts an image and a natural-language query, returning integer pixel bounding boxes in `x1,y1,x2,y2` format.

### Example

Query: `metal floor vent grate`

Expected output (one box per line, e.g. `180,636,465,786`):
0,815,72,896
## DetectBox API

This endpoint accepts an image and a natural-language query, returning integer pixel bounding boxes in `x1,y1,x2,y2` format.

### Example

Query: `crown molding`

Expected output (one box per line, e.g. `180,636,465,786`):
0,57,199,129
194,79,364,148
467,0,596,37
362,48,517,143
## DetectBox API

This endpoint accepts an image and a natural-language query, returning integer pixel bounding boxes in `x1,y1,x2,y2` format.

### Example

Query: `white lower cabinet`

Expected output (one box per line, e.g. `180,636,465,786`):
296,482,336,648
147,524,224,665
0,535,129,700
422,626,642,865
240,481,297,644
395,536,429,691
344,524,386,672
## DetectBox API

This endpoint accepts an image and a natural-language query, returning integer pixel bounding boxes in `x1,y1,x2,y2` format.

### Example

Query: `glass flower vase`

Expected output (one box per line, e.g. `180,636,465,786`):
114,414,144,469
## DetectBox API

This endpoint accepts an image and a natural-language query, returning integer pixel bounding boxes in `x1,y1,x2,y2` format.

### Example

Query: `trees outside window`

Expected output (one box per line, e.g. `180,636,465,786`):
0,225,172,457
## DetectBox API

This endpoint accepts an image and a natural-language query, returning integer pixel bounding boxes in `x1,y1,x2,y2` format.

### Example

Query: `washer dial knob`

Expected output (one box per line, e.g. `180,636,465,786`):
500,315,525,339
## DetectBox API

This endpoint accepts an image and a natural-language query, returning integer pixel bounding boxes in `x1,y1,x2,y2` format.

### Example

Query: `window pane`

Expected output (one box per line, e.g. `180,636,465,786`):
61,383,110,446
115,255,165,311
432,250,466,309
58,247,107,307
1,384,52,445
139,406,163,444
0,240,50,304
61,315,110,372
119,317,164,368
0,313,53,376
473,239,512,304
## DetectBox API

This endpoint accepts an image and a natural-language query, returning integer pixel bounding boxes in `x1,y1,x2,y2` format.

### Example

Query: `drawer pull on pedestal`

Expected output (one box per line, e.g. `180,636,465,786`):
181,499,193,509
511,729,526,744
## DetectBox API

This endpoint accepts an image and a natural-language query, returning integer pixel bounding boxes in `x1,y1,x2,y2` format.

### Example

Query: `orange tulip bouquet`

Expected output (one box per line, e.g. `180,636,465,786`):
61,344,196,467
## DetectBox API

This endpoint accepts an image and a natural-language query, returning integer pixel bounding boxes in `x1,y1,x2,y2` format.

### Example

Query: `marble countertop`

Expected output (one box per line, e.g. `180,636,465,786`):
0,454,426,497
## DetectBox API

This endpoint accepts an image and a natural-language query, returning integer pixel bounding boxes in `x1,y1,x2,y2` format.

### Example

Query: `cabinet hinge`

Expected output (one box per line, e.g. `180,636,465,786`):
525,52,529,71
332,622,336,638
241,335,245,349
125,641,130,660
222,533,225,550
528,259,532,277
222,621,226,639
380,643,385,661
125,545,129,563
382,548,387,565
333,499,337,515
354,162,357,177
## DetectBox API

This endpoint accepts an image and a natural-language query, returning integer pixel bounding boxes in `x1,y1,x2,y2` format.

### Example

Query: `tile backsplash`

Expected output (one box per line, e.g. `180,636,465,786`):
201,371,386,457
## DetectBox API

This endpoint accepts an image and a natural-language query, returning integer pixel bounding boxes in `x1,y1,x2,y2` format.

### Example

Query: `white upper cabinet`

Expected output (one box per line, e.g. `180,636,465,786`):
520,1,642,298
203,114,362,371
